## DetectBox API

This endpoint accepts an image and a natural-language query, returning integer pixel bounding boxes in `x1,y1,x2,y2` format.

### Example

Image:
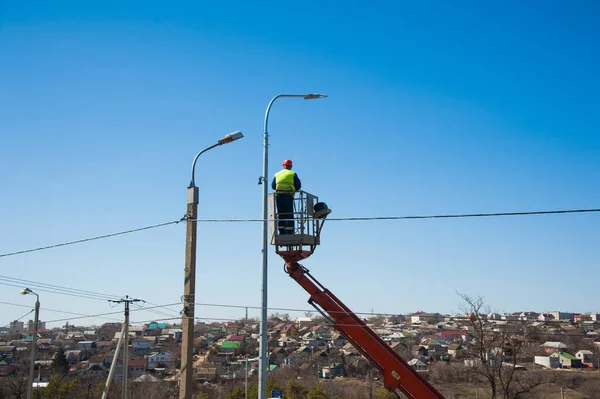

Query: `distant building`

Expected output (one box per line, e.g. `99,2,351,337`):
550,352,582,368
410,312,443,324
9,321,24,333
548,312,574,322
26,320,46,333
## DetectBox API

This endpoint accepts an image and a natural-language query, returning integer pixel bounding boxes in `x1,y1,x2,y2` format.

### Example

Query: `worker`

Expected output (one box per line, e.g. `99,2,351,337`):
271,159,302,235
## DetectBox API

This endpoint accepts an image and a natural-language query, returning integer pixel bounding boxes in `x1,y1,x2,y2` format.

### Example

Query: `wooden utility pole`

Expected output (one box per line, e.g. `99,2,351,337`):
109,296,141,399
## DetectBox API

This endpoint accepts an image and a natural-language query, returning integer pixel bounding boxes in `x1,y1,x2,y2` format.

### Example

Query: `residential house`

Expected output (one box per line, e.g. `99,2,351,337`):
65,331,86,341
408,358,428,371
131,338,153,351
410,312,442,325
295,316,313,330
423,339,447,354
487,313,502,320
82,363,107,377
330,333,346,347
301,332,318,348
549,312,574,322
538,314,555,322
309,326,328,337
551,352,582,368
228,335,246,343
266,335,281,350
589,313,600,322
207,352,235,365
37,339,53,349
439,330,466,343
277,337,299,348
374,328,392,341
575,350,594,367
534,356,560,369
112,331,136,342
224,321,243,335
387,332,406,343
389,342,407,357
342,343,358,356
0,346,17,354
284,352,309,367
411,345,428,358
129,326,145,338
385,315,406,324
319,363,345,378
447,343,464,359
197,367,218,382
126,358,147,378
147,352,178,369
501,313,520,321
65,350,86,364
83,331,98,340
295,345,313,355
540,341,568,354
146,322,167,330
221,341,241,353
77,341,96,350
161,328,182,342
95,341,113,350
279,323,300,338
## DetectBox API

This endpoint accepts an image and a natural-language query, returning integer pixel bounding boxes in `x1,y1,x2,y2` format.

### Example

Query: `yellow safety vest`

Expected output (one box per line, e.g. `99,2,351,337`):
274,169,296,194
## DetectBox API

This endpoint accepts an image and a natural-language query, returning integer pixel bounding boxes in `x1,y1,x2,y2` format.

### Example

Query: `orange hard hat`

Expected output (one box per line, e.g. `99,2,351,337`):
282,159,293,168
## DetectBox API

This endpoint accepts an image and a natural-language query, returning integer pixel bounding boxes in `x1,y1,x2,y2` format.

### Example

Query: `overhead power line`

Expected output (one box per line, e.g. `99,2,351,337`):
0,282,118,302
0,219,184,258
193,208,600,222
0,275,121,301
0,208,597,259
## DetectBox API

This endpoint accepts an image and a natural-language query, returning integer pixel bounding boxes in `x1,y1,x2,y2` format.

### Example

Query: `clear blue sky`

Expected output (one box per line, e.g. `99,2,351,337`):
1,1,599,328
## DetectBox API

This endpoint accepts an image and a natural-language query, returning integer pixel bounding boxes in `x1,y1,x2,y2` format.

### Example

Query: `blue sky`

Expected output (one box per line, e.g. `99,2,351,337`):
1,1,599,328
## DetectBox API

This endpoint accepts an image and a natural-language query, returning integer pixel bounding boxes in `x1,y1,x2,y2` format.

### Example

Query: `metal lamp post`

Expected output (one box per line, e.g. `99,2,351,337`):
259,94,327,399
21,288,39,399
180,130,244,399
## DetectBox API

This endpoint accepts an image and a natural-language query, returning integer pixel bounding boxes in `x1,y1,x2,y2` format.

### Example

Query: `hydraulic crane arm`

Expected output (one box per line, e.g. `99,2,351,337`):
286,263,445,399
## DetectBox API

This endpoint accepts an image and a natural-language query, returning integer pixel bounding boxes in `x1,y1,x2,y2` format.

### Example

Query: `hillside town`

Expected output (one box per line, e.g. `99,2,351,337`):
2,309,600,398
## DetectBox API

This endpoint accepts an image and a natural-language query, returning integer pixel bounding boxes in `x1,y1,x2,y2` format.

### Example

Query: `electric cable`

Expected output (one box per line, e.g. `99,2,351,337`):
0,282,117,302
0,275,121,301
0,208,597,258
2,308,34,328
0,218,184,258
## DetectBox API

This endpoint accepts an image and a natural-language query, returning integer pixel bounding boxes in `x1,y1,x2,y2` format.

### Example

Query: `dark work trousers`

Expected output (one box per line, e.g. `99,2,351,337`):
275,194,295,235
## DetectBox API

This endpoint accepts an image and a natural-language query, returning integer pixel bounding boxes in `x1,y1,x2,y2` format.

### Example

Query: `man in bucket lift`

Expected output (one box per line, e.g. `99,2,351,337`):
272,159,302,235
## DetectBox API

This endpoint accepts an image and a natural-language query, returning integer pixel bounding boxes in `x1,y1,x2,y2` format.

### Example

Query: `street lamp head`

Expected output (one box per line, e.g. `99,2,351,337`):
303,93,328,100
20,288,34,296
218,131,244,145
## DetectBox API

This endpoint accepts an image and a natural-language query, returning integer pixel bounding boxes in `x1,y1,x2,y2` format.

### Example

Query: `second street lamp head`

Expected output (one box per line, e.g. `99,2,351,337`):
218,130,244,145
303,93,328,100
20,288,33,296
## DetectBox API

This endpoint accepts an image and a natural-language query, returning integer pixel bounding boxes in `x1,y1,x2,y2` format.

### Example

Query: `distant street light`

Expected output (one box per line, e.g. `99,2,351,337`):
259,94,327,399
180,130,244,399
21,288,39,399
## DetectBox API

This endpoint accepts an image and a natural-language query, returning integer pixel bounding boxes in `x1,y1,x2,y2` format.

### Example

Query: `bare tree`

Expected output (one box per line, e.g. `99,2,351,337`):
0,364,29,399
459,292,542,399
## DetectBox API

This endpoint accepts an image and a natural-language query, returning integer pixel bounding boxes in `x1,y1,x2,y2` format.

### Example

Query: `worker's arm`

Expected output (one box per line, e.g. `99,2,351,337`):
271,177,276,190
294,174,302,191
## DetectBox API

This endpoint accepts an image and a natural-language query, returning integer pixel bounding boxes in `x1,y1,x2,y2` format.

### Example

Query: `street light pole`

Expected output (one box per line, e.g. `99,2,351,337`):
21,288,39,399
180,131,244,399
259,94,327,399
